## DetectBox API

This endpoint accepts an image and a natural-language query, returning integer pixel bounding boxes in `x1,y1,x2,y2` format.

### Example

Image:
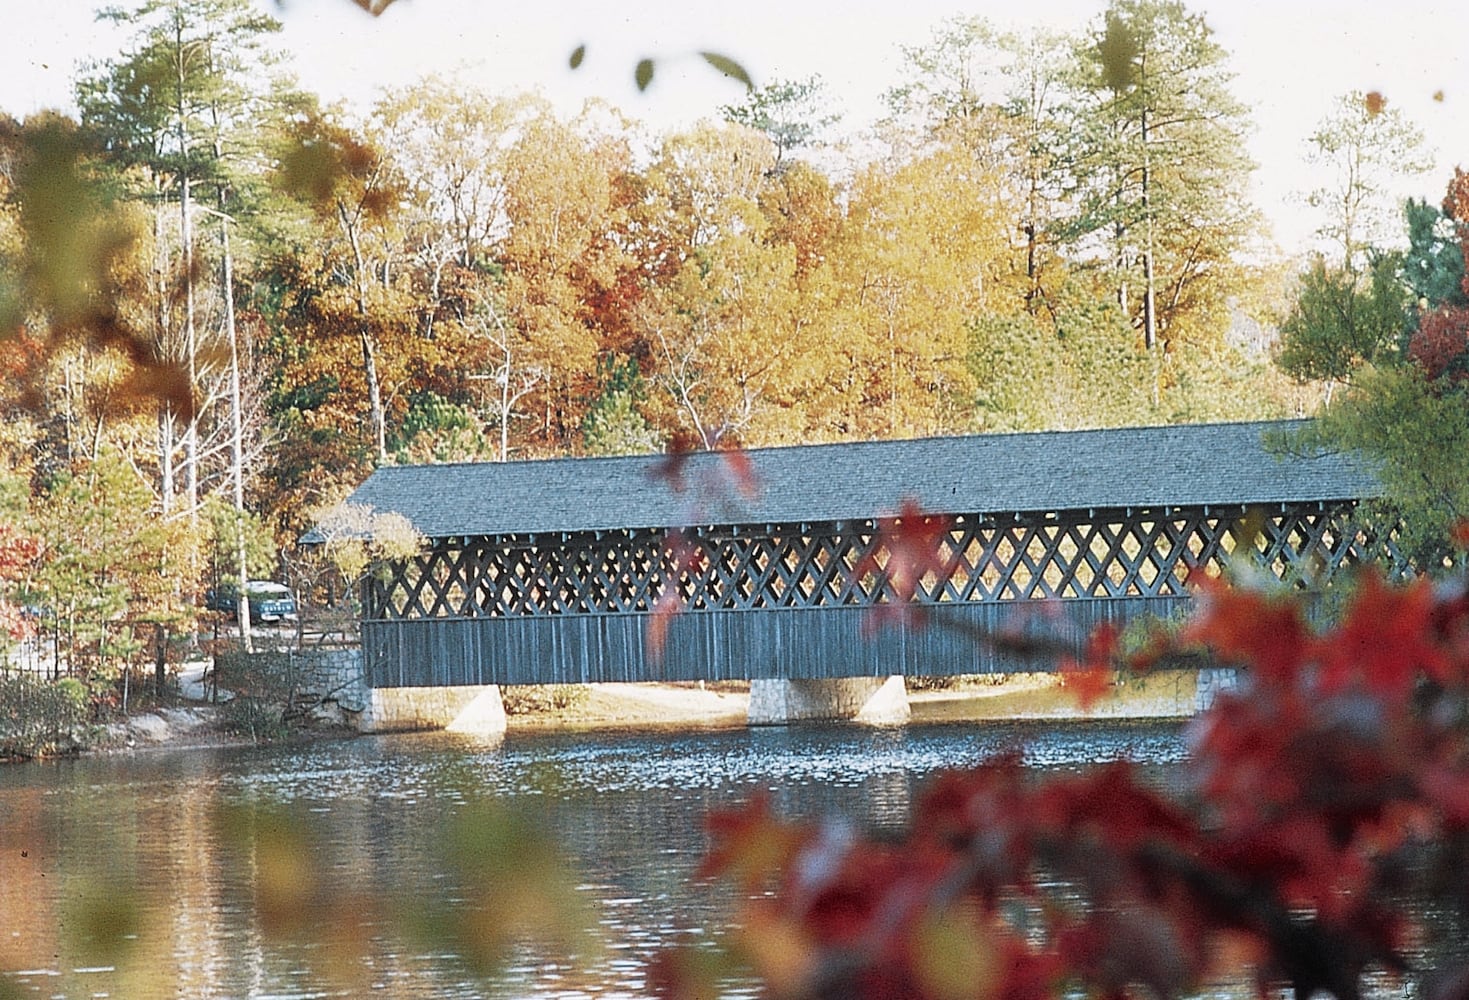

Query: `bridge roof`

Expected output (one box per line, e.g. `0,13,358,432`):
318,420,1379,541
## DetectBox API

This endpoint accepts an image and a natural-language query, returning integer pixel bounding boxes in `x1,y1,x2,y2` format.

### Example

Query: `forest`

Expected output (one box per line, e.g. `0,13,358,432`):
0,0,1465,675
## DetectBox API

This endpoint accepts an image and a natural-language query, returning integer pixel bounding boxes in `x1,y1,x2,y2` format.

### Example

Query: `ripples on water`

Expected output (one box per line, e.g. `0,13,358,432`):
0,719,1187,998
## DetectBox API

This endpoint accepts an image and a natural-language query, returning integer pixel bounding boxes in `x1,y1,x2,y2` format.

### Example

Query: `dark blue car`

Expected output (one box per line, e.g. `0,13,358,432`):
205,581,298,624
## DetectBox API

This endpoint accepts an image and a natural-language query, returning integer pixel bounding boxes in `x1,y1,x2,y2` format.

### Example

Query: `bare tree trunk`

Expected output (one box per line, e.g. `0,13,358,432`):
500,374,511,462
217,211,253,650
154,194,177,515
340,201,387,464
360,329,386,463
159,410,176,515
176,62,199,517
1140,100,1158,353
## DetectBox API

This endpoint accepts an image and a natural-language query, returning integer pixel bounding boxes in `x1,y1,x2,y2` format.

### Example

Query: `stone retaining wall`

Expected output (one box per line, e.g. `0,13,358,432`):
295,647,372,719
215,647,370,727
361,685,507,735
223,648,507,735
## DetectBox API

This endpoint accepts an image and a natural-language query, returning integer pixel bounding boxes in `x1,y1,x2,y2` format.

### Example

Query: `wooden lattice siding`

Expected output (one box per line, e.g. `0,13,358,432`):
363,503,1385,620
359,501,1396,688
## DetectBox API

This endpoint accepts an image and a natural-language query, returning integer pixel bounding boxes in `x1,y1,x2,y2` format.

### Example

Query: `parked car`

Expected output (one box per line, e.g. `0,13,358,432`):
205,581,299,624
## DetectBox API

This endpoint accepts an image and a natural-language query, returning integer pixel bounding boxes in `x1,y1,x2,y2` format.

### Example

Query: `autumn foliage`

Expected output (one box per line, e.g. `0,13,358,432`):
0,525,41,642
1447,168,1469,300
657,568,1469,1000
1408,306,1469,385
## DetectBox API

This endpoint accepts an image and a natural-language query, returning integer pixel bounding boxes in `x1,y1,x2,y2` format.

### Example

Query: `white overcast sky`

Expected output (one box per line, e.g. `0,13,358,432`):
3,0,1467,256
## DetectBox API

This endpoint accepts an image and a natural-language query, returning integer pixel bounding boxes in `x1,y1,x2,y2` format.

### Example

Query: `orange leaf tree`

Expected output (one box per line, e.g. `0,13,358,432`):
0,524,41,642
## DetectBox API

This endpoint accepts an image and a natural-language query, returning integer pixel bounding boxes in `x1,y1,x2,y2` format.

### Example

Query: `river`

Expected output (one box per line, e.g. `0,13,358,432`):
2,718,1190,998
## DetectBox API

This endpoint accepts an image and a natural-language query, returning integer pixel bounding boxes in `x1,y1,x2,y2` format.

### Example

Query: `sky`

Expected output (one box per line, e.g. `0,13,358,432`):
2,0,1467,256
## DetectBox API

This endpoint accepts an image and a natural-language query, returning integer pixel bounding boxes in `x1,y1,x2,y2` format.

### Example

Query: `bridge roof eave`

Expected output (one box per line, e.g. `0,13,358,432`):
309,419,1381,544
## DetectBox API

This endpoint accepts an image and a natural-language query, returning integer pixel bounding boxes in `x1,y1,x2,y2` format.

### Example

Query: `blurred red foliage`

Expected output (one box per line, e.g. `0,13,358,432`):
655,567,1469,1000
851,499,954,631
646,442,760,662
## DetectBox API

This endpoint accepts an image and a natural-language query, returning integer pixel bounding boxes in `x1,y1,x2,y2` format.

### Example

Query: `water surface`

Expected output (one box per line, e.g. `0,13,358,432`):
0,719,1186,998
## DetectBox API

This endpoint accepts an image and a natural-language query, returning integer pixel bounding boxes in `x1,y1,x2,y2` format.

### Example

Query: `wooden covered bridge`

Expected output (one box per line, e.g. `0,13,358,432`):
318,419,1386,727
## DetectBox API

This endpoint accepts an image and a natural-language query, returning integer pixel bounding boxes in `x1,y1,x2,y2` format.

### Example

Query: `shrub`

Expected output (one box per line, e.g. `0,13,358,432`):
0,671,93,758
214,649,298,707
501,684,590,714
211,649,300,742
1408,304,1469,384
221,696,288,743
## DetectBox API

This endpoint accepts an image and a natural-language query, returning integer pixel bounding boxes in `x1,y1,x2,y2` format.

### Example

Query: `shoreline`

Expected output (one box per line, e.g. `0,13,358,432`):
78,669,1203,757
497,671,1203,732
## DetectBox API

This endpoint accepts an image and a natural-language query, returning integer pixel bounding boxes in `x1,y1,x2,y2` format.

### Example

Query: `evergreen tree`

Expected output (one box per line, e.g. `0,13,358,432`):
1401,197,1467,310
1281,173,1469,567
721,75,841,171
77,0,287,516
1276,254,1411,388
581,359,660,457
1068,0,1258,355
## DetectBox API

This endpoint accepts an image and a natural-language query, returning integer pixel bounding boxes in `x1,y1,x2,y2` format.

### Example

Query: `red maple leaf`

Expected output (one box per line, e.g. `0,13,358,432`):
650,430,702,492
852,500,953,630
1314,573,1449,695
701,794,810,890
646,591,678,665
718,446,759,500
1059,621,1120,711
1180,576,1311,683
647,531,708,664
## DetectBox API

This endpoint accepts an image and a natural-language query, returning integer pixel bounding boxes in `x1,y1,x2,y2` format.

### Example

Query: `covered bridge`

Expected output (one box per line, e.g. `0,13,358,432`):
320,419,1386,725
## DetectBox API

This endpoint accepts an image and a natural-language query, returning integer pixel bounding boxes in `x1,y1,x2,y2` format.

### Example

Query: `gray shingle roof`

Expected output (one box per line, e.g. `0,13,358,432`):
313,420,1380,540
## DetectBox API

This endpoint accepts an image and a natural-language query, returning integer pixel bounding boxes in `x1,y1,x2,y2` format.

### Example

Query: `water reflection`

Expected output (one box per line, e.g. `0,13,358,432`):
0,720,1187,998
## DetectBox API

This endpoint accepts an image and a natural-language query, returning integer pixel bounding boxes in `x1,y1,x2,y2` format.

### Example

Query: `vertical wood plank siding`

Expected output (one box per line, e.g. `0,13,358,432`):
361,597,1190,688
359,502,1396,688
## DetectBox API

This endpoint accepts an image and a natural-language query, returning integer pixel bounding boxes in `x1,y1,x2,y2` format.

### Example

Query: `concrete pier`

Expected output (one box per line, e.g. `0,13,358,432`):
747,676,911,726
359,684,508,735
1194,667,1240,711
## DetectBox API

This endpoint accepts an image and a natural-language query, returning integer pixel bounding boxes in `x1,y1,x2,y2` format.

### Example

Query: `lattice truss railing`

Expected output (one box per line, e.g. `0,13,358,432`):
363,504,1398,620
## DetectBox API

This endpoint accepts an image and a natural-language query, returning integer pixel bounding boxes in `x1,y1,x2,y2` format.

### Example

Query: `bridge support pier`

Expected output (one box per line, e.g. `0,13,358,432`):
358,684,508,736
1194,668,1240,711
747,676,911,726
